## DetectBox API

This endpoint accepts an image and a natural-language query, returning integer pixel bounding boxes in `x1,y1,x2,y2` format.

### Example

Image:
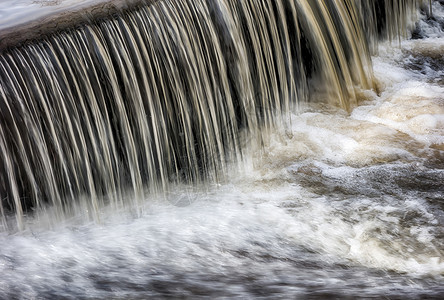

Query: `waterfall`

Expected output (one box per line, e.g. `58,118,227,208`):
1,1,444,298
0,0,422,230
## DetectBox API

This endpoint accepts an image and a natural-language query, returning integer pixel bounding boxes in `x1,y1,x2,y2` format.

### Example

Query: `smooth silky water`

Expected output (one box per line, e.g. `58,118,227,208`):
0,0,443,298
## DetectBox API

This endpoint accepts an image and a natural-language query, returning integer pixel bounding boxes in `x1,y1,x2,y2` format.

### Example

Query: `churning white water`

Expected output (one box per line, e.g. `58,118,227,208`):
0,1,443,299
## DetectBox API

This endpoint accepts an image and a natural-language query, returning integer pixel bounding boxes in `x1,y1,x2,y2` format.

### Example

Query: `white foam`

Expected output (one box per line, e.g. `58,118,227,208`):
417,1,444,38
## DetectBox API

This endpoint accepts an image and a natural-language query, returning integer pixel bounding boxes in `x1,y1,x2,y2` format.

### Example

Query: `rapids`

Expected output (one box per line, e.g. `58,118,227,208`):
0,0,443,299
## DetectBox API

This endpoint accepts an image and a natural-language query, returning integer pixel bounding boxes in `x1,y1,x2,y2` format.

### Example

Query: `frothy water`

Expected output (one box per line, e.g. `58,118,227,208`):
1,1,444,299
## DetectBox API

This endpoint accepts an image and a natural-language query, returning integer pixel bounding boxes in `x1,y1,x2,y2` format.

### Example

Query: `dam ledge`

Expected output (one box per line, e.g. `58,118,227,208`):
0,0,154,51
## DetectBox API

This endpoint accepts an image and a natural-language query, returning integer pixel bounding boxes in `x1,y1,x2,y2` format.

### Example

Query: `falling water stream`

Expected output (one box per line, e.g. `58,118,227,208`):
0,0,443,298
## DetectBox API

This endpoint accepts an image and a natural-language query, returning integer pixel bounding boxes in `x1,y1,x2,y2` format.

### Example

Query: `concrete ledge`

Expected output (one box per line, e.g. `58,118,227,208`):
0,0,154,51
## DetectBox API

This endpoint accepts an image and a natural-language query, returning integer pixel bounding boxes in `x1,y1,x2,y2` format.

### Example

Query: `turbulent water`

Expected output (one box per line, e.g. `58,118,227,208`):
0,0,444,299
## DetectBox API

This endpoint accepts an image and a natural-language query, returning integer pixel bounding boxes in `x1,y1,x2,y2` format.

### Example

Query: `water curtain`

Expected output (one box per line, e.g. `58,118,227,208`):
0,0,422,229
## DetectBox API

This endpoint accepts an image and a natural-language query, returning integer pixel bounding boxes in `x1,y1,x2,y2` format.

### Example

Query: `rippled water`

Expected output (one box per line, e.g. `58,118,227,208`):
1,2,444,299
